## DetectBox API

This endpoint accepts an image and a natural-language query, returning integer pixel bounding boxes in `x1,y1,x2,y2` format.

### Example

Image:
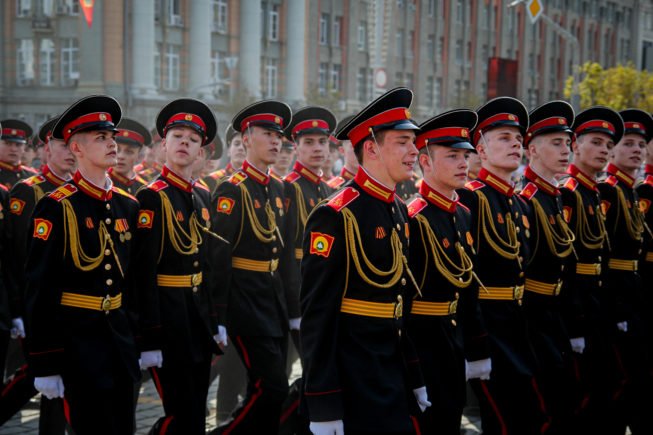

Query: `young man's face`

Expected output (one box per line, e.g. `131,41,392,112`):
114,143,142,176
46,138,76,174
275,147,295,172
228,133,246,168
324,146,339,173
372,129,418,184
572,132,613,173
528,132,571,175
0,139,26,165
612,133,646,172
243,126,283,166
163,126,203,169
420,146,470,191
647,139,653,165
71,130,118,170
477,126,523,173
467,151,481,178
295,133,329,172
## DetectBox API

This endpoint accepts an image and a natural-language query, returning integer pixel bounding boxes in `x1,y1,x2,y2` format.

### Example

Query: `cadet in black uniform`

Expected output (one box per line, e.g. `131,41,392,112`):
134,128,163,183
108,118,150,195
205,124,245,195
211,100,297,434
25,95,141,435
406,110,488,435
269,138,295,180
457,97,547,435
0,117,11,415
519,101,578,433
301,88,430,435
326,115,358,191
0,120,37,189
133,98,223,435
598,109,652,435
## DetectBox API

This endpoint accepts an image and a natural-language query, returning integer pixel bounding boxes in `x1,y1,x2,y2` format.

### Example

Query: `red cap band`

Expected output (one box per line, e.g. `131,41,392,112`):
117,129,145,145
165,113,207,137
62,112,113,142
292,119,329,136
240,113,285,132
575,120,615,136
524,116,569,145
348,107,412,146
1,128,27,139
474,113,520,144
416,127,470,150
624,121,647,136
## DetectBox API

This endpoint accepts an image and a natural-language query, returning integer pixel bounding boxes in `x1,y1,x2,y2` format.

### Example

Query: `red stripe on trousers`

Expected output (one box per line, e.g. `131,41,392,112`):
480,380,508,435
223,380,263,435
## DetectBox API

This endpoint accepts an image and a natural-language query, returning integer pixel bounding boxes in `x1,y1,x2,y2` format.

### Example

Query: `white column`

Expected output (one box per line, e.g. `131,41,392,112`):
188,0,213,98
131,0,157,96
239,0,262,98
285,0,306,104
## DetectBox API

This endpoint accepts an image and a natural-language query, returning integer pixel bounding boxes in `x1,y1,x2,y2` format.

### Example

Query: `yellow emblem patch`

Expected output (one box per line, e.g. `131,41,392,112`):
310,232,334,258
640,198,651,215
33,218,53,241
217,197,235,215
137,210,154,229
9,198,25,215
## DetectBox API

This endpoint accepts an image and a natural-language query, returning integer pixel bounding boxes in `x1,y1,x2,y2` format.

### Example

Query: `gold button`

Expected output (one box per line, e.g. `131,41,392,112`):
519,256,524,263
272,247,278,253
519,272,525,278
272,235,277,241
396,224,401,231
392,207,396,214
105,249,111,256
105,264,111,271
508,199,513,205
598,281,602,287
451,319,457,326
193,261,199,267
516,226,521,233
455,292,460,299
105,218,112,225
518,300,523,306
194,248,199,254
452,216,456,223
401,278,407,286
105,203,111,210
561,265,565,271
106,279,113,286
598,256,602,262
192,286,198,293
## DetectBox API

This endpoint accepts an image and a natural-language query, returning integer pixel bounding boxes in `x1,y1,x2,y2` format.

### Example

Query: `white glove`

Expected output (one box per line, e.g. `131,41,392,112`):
34,375,64,399
309,420,344,435
214,325,228,347
10,317,25,339
570,337,586,354
139,350,163,370
617,321,628,332
289,317,301,331
466,358,492,381
412,386,432,412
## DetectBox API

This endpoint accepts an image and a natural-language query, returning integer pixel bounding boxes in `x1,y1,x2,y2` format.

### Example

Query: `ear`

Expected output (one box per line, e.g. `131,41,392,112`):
418,152,431,171
362,139,378,161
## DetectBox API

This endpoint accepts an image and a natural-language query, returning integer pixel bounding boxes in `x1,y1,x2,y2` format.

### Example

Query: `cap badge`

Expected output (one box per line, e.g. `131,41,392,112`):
602,122,609,128
405,109,411,119
508,114,516,121
461,129,468,138
99,113,107,121
275,116,281,125
312,121,318,127
185,114,194,121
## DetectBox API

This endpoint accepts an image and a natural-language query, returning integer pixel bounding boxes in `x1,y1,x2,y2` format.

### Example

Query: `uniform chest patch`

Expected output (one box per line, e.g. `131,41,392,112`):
310,232,334,258
216,197,235,215
33,218,53,240
138,210,154,229
375,227,387,239
9,198,25,215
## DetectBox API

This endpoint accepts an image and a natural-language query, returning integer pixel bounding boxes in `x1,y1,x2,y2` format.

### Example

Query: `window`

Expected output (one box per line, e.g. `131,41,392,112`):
164,44,180,90
456,0,463,23
455,39,463,64
58,0,79,15
154,44,161,89
331,64,341,93
320,14,329,46
168,0,182,26
39,38,55,86
427,0,435,17
17,0,31,17
154,0,162,22
425,76,434,108
357,22,366,50
42,0,54,16
406,73,414,89
397,0,404,8
16,39,34,86
318,62,328,95
427,35,435,61
212,0,228,33
507,8,516,32
481,44,489,71
264,59,278,98
435,77,442,106
437,37,444,60
407,31,414,58
60,38,78,86
211,50,224,82
395,72,403,86
268,4,279,41
396,30,403,55
356,68,367,102
332,16,342,47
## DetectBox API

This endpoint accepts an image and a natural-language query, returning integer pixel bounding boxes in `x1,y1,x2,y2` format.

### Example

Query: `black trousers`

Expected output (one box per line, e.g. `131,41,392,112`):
217,335,289,435
211,337,246,424
149,357,211,435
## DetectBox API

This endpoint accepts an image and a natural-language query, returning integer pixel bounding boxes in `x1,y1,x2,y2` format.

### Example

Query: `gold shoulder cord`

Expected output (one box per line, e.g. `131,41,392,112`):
239,183,283,246
616,186,645,241
61,199,124,278
573,190,608,250
475,190,520,263
33,184,45,202
341,207,421,295
530,198,576,259
293,183,309,240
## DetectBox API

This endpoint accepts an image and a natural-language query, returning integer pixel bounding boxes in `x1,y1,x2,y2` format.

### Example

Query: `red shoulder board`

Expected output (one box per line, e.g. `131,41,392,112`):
228,171,247,186
111,186,137,202
24,175,46,186
407,197,428,218
284,171,301,183
519,182,538,200
0,184,7,192
644,174,653,186
21,165,38,174
194,180,210,192
465,180,485,191
48,184,78,202
605,175,618,187
327,187,360,212
148,180,168,192
563,177,578,192
327,176,345,189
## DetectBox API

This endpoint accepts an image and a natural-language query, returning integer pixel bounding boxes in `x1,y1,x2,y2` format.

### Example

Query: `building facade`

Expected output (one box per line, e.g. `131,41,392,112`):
0,0,649,136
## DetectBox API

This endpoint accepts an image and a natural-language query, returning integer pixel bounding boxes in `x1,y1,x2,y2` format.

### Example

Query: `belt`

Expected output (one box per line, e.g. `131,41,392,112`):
61,292,122,313
340,297,403,319
478,285,524,301
525,278,562,296
576,262,601,276
157,272,203,287
295,248,303,260
232,257,279,273
646,252,653,262
411,300,457,316
608,258,638,272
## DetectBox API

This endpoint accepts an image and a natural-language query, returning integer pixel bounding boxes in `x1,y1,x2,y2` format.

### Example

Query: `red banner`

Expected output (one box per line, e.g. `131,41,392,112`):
79,0,94,28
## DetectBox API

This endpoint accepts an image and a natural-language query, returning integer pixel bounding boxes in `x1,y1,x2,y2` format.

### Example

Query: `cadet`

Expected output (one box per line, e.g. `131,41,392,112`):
326,115,358,190
520,101,578,432
598,109,652,435
0,120,37,189
25,95,141,434
406,109,488,435
457,97,546,435
132,98,223,435
134,128,164,182
270,138,295,180
204,124,245,194
108,118,150,195
211,100,296,434
300,88,430,435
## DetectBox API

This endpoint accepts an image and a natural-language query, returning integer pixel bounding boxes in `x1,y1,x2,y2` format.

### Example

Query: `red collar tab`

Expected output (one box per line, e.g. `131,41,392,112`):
341,166,356,180
164,113,207,139
108,167,135,186
292,119,330,136
606,163,635,188
1,128,27,140
41,165,67,186
243,160,270,186
161,165,193,192
117,128,145,145
416,127,470,150
645,164,653,176
575,119,615,136
624,121,647,138
62,112,114,142
474,113,520,144
566,164,597,191
524,165,559,196
525,116,569,145
240,113,285,132
0,161,20,172
419,181,457,212
73,170,113,201
225,162,235,175
354,167,395,203
293,160,321,185
478,168,514,196
348,107,412,146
